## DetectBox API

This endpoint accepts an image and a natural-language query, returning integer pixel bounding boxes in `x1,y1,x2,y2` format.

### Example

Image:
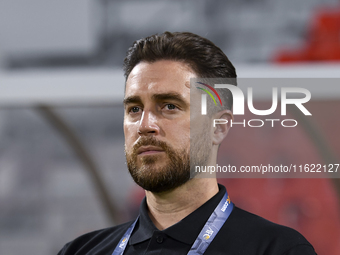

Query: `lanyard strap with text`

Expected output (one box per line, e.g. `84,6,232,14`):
112,191,234,255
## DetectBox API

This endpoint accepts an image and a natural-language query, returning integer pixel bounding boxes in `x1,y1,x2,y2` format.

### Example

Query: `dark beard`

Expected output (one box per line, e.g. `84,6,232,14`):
125,136,190,193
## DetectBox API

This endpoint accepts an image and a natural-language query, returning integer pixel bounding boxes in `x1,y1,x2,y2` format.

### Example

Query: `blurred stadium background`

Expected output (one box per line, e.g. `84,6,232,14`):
0,0,340,254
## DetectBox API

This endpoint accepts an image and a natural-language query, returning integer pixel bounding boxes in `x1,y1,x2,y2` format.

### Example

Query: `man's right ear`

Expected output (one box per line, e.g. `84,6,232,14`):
211,109,233,146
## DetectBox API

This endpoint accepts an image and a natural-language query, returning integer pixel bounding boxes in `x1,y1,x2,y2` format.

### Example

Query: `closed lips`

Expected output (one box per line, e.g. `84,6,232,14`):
137,146,164,155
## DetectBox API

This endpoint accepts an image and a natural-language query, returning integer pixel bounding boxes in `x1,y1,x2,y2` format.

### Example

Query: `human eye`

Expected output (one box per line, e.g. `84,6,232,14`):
165,104,177,110
128,106,142,114
162,103,181,114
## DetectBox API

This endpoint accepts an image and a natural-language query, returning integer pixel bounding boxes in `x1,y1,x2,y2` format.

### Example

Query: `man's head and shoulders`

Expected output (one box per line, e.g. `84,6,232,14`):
58,31,316,255
122,31,236,232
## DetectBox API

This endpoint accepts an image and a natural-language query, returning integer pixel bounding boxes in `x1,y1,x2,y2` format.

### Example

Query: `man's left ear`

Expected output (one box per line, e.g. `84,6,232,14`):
212,109,233,146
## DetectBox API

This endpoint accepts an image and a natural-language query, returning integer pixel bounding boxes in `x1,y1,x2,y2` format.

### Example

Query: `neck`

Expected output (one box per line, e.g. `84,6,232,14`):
145,178,219,230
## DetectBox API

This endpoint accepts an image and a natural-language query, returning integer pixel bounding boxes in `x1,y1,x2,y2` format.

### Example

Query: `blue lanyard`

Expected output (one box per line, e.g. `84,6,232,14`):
112,191,234,255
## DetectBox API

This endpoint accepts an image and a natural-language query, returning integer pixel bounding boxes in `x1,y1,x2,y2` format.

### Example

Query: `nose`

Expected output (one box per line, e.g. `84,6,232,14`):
137,110,160,135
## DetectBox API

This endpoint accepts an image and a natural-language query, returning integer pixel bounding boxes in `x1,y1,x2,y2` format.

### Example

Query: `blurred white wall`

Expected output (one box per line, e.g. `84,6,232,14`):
1,64,340,107
0,0,97,60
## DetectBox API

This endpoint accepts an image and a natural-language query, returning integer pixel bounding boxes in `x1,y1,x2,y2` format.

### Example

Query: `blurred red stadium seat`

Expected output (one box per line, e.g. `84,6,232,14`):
275,8,340,62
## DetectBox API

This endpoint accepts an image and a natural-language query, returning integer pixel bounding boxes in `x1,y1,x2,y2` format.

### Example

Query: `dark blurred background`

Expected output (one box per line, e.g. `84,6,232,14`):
0,0,340,254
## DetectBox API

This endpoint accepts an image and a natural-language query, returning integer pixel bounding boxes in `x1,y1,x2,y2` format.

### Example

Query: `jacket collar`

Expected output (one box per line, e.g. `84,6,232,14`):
129,184,227,245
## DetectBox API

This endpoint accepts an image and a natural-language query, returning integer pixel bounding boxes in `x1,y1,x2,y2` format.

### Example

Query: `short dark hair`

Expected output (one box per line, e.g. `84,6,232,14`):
123,31,237,111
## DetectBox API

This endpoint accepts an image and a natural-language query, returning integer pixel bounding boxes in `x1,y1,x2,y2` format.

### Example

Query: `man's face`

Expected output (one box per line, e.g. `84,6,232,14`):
124,60,210,193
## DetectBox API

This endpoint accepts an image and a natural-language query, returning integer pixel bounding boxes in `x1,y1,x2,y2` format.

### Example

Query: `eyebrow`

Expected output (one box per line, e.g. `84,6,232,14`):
123,93,188,107
123,96,141,105
152,93,187,104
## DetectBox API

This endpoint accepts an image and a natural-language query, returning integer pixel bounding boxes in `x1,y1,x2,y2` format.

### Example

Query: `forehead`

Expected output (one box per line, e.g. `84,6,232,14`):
125,60,196,99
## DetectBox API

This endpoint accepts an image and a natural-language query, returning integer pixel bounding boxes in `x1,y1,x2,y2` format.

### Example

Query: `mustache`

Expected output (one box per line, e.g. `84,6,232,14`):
132,136,170,154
